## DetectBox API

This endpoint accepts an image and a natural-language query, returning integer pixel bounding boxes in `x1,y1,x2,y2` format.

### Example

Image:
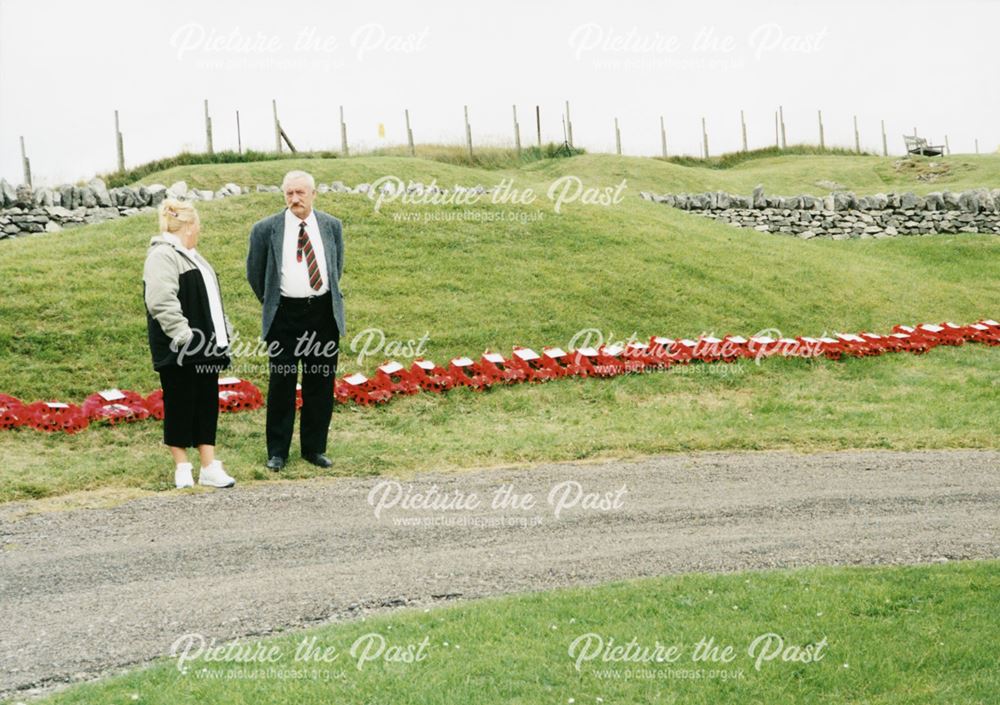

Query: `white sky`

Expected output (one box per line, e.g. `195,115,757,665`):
1,0,997,186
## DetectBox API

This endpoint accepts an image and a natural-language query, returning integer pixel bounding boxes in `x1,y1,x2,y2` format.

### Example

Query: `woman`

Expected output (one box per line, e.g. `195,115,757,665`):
144,198,236,489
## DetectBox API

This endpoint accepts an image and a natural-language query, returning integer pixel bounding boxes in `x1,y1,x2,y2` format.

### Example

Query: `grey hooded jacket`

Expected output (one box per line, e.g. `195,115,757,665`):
143,233,233,370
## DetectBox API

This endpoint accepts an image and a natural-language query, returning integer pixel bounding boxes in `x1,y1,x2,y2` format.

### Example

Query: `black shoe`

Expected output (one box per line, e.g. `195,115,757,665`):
302,453,333,468
266,456,286,471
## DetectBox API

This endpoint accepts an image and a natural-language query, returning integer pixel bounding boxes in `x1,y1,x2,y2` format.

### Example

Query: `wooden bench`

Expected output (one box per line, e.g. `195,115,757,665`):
903,134,945,157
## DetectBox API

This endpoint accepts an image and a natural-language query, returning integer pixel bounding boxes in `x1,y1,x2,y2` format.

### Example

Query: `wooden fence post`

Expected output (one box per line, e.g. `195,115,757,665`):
273,100,282,153
340,106,349,156
464,105,473,160
565,100,574,148
114,110,124,172
204,99,213,154
20,136,31,187
405,109,415,156
512,105,521,156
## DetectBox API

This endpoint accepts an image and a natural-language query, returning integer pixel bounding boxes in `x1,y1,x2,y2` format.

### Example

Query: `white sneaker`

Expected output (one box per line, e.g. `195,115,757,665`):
198,460,236,488
175,463,194,489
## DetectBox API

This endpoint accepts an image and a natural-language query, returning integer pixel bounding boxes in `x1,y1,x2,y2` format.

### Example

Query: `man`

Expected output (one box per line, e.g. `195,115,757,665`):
247,170,345,470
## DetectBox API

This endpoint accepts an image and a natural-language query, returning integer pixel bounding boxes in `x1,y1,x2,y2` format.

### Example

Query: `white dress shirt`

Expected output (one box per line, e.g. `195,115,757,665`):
281,208,329,297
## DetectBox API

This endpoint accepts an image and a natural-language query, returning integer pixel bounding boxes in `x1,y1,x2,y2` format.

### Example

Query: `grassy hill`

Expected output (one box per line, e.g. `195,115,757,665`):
1,152,997,501
133,149,1000,196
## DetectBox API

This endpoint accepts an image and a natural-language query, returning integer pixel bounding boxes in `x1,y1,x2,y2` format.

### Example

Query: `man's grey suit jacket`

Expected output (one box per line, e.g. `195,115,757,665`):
246,208,345,341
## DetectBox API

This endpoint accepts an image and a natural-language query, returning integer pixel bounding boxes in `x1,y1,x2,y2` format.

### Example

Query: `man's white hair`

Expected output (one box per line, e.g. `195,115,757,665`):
282,170,316,191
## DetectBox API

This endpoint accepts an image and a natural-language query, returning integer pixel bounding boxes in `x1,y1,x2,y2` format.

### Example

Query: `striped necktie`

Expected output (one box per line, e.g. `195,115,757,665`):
297,221,323,291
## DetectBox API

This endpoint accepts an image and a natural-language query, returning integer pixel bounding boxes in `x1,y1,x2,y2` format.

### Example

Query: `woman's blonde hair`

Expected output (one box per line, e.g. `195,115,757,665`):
158,198,199,234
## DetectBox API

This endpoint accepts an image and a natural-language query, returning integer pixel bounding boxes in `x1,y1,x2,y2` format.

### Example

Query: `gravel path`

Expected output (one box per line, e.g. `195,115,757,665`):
2,449,998,699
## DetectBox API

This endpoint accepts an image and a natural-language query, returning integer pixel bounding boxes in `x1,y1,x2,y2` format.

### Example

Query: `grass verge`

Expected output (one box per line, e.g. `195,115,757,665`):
28,560,1000,705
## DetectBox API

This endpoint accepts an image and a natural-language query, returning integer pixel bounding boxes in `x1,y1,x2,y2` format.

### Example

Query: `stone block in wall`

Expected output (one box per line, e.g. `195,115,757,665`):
833,192,855,211
33,187,53,207
958,191,980,213
80,186,97,208
109,188,126,207
82,207,120,224
15,185,33,208
147,184,167,207
88,178,112,207
0,178,17,207
44,206,72,219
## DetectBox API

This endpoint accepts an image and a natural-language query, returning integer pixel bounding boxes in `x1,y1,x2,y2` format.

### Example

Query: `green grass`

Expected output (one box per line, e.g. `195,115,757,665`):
102,149,343,188
27,560,1000,705
0,154,998,502
2,350,998,502
103,143,584,188
659,143,876,168
131,150,1000,196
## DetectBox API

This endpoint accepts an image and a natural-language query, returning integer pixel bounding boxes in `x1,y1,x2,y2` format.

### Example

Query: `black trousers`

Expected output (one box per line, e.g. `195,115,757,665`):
159,365,219,448
266,292,339,459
